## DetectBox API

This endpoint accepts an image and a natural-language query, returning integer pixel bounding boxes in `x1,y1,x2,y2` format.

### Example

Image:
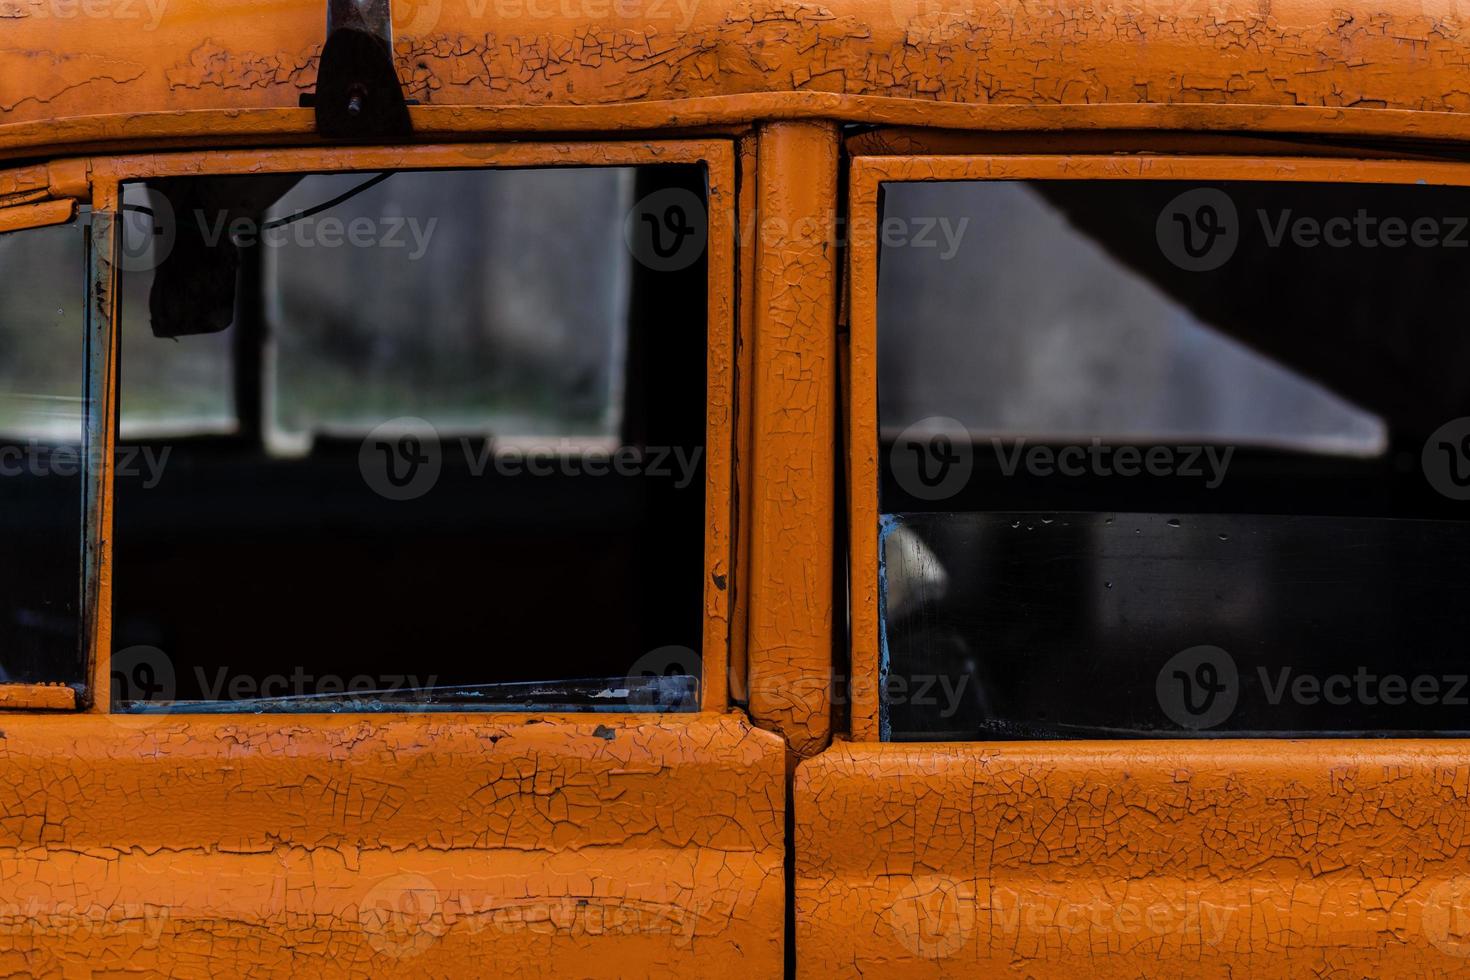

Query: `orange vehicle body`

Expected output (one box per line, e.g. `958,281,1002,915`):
5,0,1470,975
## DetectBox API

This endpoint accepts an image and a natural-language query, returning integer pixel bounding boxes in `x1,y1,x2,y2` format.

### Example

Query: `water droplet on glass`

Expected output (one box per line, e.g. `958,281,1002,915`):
1167,518,1181,528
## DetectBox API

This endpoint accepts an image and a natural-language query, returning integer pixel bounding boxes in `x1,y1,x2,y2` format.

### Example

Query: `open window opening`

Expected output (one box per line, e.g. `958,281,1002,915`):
875,176,1470,738
111,163,709,711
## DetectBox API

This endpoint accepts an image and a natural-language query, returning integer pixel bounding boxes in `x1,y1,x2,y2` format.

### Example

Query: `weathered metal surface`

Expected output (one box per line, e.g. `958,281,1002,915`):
0,712,785,975
745,120,838,758
0,683,77,709
795,739,1470,977
7,0,1470,157
0,195,71,231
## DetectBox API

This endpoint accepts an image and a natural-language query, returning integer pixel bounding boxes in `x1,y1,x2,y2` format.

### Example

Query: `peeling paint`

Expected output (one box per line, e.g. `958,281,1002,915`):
796,740,1470,977
0,713,785,975
746,121,839,759
7,0,1470,152
0,48,145,113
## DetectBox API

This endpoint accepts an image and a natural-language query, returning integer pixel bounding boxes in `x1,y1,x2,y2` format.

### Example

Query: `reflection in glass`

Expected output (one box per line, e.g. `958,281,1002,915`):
0,219,86,685
877,179,1470,738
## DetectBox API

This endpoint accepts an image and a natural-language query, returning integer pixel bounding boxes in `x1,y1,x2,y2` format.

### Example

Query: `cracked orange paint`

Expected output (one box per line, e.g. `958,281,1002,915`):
0,713,785,975
746,120,839,759
9,0,1470,160
0,684,75,710
796,740,1470,977
8,0,1470,972
0,196,71,233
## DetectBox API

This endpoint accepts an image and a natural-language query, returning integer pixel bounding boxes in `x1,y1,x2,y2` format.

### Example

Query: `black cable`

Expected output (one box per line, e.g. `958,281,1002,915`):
119,171,394,228
262,171,393,230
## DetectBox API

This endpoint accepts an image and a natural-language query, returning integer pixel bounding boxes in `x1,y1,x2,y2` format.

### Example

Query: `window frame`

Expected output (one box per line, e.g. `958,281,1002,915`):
84,140,737,714
845,152,1470,740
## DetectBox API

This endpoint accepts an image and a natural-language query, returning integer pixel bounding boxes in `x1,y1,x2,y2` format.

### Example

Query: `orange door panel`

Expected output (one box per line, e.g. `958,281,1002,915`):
795,740,1470,977
0,713,785,975
809,150,1470,978
0,142,780,975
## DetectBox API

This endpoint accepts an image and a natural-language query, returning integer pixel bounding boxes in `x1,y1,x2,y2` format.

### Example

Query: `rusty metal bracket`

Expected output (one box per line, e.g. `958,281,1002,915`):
300,0,413,140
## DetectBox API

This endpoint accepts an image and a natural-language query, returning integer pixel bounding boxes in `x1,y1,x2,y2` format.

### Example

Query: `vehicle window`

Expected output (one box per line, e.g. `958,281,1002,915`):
0,217,87,688
876,178,1470,738
113,165,708,711
266,169,627,450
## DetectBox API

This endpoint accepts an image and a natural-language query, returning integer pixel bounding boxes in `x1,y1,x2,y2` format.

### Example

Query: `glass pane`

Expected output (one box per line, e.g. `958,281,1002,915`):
878,180,1386,452
876,178,1470,738
0,218,86,686
266,168,629,446
113,164,708,711
882,511,1470,738
118,183,236,438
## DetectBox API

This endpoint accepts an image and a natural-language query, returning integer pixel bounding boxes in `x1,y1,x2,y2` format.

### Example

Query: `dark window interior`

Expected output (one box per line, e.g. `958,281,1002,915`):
0,218,86,689
112,164,708,710
877,178,1470,738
